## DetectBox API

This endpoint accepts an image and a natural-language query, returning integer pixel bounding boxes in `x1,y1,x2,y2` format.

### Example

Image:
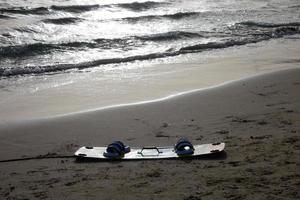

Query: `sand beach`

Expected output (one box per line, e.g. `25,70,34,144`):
0,67,299,199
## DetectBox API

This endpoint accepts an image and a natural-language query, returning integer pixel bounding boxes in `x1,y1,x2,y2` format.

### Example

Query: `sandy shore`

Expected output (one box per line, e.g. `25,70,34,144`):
0,67,299,199
1,38,299,121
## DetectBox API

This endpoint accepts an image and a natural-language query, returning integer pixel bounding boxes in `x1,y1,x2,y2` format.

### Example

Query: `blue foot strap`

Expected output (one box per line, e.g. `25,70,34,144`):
174,138,194,156
103,141,131,158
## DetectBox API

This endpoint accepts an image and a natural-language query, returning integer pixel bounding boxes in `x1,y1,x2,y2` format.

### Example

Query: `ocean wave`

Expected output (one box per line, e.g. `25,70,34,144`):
234,21,300,39
116,1,168,11
122,11,200,22
179,38,256,52
1,33,13,38
238,21,300,28
0,43,60,58
0,7,50,15
136,31,202,41
1,22,300,77
181,24,300,53
0,4,99,15
0,51,178,77
50,4,100,13
0,40,138,59
0,41,114,58
288,5,300,9
0,1,165,16
0,36,275,76
14,27,39,33
0,14,12,19
165,11,200,19
271,26,300,37
42,17,83,25
0,31,202,58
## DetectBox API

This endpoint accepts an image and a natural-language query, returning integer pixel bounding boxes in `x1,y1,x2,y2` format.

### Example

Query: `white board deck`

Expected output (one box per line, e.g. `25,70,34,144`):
74,142,225,160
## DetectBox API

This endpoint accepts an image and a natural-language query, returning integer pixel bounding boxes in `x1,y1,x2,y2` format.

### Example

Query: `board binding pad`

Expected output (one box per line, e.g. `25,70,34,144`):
75,141,225,160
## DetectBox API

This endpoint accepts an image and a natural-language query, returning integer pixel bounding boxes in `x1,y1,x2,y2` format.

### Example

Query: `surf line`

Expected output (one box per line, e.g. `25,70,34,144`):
0,155,75,163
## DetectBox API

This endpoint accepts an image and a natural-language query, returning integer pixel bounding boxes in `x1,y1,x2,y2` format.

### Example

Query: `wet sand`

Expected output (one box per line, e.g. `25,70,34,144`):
0,67,299,199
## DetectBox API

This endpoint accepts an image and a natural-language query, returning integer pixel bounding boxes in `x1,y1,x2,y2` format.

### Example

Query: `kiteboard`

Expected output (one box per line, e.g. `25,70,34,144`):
75,139,225,160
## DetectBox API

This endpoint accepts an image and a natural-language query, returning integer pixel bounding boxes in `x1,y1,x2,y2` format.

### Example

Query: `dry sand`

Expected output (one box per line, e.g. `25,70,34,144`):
0,68,299,199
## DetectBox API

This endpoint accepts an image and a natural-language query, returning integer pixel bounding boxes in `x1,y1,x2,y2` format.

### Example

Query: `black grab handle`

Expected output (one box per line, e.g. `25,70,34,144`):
138,146,162,156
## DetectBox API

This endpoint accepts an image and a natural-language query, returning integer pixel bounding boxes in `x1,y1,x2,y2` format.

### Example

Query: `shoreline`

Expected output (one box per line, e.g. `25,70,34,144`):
0,38,300,121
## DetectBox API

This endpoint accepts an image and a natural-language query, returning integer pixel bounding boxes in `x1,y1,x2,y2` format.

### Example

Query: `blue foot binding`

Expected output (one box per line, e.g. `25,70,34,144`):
174,138,194,156
103,141,131,158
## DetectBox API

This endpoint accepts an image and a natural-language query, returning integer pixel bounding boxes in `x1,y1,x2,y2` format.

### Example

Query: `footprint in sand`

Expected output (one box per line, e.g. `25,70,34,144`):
257,120,268,125
145,170,161,178
215,130,229,135
155,131,170,138
266,101,289,107
250,135,272,140
126,137,136,141
253,91,279,97
281,120,293,125
195,136,203,140
161,122,169,128
231,117,255,123
183,124,202,131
